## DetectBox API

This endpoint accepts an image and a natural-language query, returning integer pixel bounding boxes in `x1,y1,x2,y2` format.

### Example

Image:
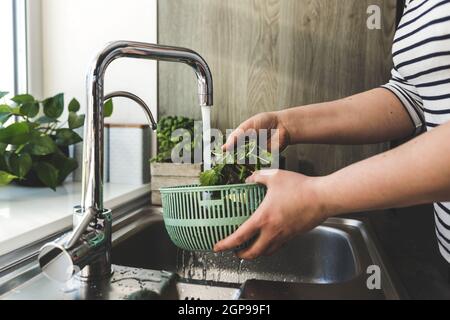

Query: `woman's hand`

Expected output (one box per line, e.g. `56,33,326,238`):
213,169,329,259
223,112,291,152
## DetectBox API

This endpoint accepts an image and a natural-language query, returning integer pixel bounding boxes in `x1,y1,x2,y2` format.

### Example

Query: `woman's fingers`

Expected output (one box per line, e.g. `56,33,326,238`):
222,128,240,151
222,122,252,151
236,231,275,260
213,213,260,252
246,169,278,185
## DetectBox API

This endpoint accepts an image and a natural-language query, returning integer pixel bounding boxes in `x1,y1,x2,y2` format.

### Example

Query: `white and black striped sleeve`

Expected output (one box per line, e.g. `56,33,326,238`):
381,68,425,136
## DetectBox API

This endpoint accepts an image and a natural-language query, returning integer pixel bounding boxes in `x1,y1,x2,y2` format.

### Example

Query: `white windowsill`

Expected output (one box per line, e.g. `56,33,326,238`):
0,182,150,256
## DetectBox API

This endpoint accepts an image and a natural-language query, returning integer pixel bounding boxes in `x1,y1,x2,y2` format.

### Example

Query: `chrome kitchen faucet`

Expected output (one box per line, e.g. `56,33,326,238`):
37,41,213,282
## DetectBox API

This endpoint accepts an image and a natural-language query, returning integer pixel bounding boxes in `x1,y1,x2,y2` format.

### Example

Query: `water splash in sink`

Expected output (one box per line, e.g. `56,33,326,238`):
177,250,254,285
237,259,245,283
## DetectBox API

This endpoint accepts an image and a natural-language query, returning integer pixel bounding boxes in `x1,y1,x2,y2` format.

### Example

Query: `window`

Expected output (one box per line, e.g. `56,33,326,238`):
0,1,16,95
0,0,27,97
0,0,154,259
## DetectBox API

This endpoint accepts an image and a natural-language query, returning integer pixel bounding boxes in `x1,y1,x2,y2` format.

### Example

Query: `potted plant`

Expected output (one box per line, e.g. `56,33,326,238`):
150,115,202,205
0,91,113,190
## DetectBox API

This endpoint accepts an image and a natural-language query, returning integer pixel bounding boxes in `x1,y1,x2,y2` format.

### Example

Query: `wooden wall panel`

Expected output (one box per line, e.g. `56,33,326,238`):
158,0,397,175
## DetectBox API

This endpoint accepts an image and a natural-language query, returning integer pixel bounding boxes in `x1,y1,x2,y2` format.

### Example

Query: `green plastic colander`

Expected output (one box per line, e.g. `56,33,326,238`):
160,183,267,252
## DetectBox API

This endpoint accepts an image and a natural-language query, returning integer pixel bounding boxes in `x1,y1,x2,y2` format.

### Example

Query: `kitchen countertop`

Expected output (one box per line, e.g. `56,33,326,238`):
0,182,150,256
358,206,450,299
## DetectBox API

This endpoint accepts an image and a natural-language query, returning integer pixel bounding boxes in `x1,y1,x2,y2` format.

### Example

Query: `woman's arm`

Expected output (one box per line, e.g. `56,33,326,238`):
223,88,416,151
319,120,450,214
214,121,450,259
279,88,416,145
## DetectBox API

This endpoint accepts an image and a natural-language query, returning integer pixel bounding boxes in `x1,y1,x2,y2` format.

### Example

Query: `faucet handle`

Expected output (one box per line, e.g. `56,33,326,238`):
38,208,113,282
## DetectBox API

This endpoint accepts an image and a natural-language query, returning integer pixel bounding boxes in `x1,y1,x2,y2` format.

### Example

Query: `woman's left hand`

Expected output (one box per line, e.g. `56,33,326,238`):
213,169,329,259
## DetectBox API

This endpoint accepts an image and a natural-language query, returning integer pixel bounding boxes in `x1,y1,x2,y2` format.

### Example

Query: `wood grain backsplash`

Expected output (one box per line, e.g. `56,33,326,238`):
158,0,398,175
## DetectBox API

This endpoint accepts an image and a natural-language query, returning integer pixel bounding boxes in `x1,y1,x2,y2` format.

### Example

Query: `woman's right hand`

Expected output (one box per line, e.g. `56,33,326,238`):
222,112,291,152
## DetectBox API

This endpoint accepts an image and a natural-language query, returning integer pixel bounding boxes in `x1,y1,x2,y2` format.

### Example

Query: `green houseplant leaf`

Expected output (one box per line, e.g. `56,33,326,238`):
68,112,85,129
68,98,80,112
0,105,12,124
104,99,113,117
9,107,22,116
28,134,57,156
0,152,9,173
0,171,17,185
0,143,6,155
50,152,78,184
54,129,82,146
0,105,11,113
20,102,40,118
11,94,34,104
8,153,32,179
0,114,12,125
35,116,56,124
0,122,31,145
43,93,64,119
34,162,59,190
0,92,9,99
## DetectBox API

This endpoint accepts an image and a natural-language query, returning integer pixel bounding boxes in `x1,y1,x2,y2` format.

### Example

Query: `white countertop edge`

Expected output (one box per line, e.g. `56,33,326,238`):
0,184,151,256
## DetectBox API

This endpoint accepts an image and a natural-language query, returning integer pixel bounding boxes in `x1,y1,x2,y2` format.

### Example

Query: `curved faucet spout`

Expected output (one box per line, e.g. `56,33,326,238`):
89,41,213,107
83,41,214,214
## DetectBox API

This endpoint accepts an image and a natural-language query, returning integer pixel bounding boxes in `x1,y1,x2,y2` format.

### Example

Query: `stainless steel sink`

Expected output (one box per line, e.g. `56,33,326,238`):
113,218,359,284
111,210,401,299
0,207,402,300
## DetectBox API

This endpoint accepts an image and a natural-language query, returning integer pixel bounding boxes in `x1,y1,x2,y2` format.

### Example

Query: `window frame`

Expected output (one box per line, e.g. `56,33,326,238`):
0,1,16,97
25,0,43,98
12,0,28,95
1,0,43,98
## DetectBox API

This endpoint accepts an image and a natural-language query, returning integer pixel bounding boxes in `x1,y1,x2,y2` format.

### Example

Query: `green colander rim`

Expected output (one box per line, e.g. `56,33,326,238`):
159,182,263,193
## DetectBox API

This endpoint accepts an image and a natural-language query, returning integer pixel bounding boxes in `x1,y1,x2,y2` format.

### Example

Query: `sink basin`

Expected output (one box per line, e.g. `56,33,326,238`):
111,211,401,299
112,217,359,284
0,207,402,300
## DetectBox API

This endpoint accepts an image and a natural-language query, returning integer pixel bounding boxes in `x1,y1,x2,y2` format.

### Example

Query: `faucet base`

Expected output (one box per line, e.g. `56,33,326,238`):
77,263,114,283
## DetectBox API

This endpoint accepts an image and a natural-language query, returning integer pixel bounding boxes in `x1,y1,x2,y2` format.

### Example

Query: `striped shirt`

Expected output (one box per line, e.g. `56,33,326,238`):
382,0,450,263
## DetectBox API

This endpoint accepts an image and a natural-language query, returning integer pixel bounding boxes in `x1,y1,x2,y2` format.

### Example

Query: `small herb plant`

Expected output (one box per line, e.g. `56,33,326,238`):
0,91,113,190
199,141,272,186
151,116,201,163
151,115,273,186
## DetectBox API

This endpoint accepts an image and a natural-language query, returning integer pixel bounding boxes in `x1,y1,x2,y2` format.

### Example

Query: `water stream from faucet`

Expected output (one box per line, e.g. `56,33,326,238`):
201,106,212,171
